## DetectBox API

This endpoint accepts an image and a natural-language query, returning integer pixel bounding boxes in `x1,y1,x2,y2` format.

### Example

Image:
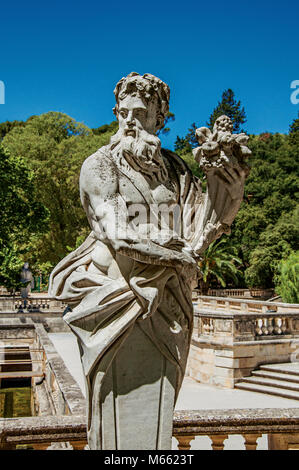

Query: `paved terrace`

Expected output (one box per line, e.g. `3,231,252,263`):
49,332,299,450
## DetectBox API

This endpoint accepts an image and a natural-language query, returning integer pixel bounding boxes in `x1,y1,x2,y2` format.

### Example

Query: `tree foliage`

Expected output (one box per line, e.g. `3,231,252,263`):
206,88,247,132
0,145,48,288
0,107,298,292
198,237,242,294
0,120,25,141
274,251,299,303
174,110,298,289
230,122,299,288
2,112,117,268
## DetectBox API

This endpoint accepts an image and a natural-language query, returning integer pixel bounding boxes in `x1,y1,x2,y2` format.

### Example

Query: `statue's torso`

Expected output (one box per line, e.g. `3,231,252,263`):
81,146,188,280
115,152,180,208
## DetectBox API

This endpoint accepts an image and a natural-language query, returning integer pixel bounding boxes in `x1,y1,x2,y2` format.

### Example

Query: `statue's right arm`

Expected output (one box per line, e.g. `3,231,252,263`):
80,153,125,249
79,153,196,269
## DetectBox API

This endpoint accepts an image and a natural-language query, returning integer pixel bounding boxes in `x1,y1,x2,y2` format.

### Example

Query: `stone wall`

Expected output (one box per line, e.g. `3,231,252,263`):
187,337,298,388
0,318,85,417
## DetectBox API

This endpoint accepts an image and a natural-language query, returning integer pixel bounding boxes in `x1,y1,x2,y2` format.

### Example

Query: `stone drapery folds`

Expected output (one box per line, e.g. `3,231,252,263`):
49,73,249,450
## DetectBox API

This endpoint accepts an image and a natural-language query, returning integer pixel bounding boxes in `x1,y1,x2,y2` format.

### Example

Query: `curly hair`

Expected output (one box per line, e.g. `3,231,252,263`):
113,72,170,131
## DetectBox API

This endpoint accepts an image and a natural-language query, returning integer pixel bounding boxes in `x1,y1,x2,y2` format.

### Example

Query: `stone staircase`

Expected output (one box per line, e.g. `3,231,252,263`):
235,363,299,401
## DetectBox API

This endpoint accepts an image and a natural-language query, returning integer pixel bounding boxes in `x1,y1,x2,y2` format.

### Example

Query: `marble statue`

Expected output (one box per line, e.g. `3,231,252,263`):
49,72,250,450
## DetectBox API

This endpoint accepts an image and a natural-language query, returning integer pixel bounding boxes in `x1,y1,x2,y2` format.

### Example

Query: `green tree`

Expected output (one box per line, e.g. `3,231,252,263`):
230,124,299,287
289,111,299,135
3,112,117,266
206,88,247,132
198,237,242,294
174,123,198,152
0,145,48,289
244,208,299,288
91,121,118,136
0,120,25,141
275,251,299,303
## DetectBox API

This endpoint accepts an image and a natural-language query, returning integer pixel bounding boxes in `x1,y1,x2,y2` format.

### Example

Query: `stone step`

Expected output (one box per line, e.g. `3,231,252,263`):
241,376,299,392
259,363,299,377
252,370,299,384
0,370,44,379
235,381,299,401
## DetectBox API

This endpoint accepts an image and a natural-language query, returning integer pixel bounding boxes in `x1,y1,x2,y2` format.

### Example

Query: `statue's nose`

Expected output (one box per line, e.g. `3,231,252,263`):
126,112,135,126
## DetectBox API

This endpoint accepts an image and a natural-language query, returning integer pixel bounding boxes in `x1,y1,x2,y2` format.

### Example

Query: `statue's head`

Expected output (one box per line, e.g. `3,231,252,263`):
113,72,170,135
109,72,169,182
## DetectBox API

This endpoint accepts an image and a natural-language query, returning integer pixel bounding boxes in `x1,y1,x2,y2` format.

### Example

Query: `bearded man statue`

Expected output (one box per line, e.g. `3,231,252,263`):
49,72,250,450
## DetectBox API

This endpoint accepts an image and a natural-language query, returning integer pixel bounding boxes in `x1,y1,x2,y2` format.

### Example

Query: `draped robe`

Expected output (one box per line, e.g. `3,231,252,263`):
49,145,237,449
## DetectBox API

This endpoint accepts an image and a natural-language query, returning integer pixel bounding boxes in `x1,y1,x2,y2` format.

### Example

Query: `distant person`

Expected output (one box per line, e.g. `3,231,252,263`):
20,262,34,308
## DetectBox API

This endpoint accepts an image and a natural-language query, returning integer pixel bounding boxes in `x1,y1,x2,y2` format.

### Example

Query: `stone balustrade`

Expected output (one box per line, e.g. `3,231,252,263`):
194,295,299,342
0,296,66,313
1,316,299,450
206,288,275,300
196,295,299,314
187,296,299,388
195,309,299,342
1,408,299,450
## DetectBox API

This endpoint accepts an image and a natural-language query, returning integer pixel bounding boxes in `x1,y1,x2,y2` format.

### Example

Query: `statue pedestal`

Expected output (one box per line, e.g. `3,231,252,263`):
87,322,177,450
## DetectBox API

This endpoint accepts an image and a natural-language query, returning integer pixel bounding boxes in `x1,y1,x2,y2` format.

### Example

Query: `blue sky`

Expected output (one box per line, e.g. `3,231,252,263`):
0,0,298,149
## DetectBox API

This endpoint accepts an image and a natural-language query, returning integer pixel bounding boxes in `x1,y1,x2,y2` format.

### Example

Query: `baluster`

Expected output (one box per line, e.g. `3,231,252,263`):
243,433,262,450
255,318,263,336
176,435,194,450
70,440,88,450
32,442,51,450
267,317,274,335
281,318,288,335
209,434,228,450
262,318,269,335
274,317,282,335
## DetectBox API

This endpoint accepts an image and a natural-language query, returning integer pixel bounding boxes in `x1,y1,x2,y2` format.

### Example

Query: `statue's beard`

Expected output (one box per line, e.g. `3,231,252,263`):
109,128,168,183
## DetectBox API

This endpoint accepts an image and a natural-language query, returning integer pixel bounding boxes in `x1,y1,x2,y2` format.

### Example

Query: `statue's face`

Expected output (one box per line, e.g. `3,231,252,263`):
117,94,159,137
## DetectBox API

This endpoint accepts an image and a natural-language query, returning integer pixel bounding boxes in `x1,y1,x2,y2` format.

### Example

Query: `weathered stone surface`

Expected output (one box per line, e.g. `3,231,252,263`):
35,323,85,416
1,408,299,449
49,72,249,449
187,298,299,388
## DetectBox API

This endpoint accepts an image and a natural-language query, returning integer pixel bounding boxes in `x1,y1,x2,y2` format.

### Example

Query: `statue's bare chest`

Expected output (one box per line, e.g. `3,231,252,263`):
118,171,179,207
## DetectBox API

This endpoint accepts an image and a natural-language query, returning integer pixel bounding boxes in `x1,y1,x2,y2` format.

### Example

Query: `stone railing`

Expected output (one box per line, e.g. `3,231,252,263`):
196,295,299,314
206,288,275,300
33,323,85,416
194,295,299,342
1,408,299,450
0,287,10,296
0,296,66,313
1,316,299,450
186,296,299,388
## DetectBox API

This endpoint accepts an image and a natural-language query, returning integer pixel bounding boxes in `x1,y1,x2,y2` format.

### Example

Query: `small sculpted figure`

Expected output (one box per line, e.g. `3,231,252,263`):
49,73,250,449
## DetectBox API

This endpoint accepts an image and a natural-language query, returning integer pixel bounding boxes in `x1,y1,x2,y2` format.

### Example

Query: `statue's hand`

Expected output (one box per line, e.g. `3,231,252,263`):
154,236,197,267
215,163,247,200
192,116,251,177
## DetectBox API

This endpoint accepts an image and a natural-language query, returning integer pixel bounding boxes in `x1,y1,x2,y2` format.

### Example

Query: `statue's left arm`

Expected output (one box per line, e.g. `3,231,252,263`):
189,116,250,254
